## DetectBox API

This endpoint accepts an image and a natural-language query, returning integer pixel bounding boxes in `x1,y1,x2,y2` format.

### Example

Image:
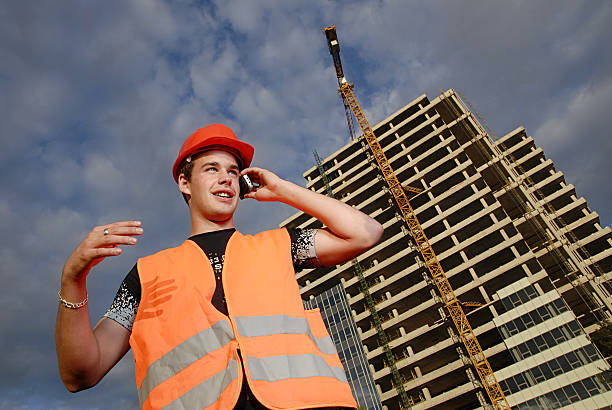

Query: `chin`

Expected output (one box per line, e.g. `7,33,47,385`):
208,212,235,223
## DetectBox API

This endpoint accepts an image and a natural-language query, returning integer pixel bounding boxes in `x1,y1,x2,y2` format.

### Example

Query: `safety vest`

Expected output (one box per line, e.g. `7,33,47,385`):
130,229,357,410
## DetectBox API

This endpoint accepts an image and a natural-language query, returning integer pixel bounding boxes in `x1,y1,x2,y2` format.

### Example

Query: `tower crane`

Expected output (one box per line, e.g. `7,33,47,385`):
322,26,510,409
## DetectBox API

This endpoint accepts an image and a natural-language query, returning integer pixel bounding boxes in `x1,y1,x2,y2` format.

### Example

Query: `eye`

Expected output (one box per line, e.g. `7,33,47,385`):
205,166,218,173
228,169,239,177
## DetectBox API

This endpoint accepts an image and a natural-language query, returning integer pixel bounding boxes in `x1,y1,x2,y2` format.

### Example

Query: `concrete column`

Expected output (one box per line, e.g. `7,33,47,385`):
489,305,498,317
399,326,406,337
422,387,431,400
451,234,459,246
479,286,490,302
414,366,422,378
510,245,520,258
407,345,414,357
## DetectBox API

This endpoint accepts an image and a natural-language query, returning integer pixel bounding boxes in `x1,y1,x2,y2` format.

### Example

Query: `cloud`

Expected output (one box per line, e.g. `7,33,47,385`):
535,76,612,226
0,1,611,408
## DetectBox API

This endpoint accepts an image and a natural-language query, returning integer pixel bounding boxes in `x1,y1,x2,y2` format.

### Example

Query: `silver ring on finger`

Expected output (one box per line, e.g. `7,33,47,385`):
103,228,110,236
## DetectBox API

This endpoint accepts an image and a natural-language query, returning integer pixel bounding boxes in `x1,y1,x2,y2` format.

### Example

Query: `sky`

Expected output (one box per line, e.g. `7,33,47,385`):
1,1,611,408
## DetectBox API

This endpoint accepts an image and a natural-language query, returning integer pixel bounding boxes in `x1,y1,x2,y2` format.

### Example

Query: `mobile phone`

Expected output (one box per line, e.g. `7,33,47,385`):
239,174,255,199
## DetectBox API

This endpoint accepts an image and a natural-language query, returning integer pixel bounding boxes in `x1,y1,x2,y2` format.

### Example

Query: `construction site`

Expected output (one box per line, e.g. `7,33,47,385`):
281,27,612,409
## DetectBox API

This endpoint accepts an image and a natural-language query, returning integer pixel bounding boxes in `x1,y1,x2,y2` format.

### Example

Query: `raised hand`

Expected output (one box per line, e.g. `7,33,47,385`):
240,167,285,202
62,220,143,283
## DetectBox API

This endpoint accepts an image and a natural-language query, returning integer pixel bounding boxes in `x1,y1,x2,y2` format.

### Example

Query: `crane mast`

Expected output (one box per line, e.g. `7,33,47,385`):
322,25,510,409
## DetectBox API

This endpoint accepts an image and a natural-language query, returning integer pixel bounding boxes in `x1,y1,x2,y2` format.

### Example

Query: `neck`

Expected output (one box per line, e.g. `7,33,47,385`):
189,213,235,236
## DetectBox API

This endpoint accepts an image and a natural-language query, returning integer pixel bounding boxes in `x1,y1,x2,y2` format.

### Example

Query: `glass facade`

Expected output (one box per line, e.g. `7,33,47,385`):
304,284,382,410
495,279,611,408
515,375,611,409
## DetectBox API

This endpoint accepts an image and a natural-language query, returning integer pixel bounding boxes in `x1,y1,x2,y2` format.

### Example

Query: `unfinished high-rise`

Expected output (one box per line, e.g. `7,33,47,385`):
281,90,612,409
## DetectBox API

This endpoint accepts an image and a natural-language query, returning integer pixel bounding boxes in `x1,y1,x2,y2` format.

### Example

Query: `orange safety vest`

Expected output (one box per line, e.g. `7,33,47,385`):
130,229,357,410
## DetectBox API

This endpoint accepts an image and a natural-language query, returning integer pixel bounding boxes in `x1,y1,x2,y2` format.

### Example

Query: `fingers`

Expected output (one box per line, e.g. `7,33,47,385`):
99,225,144,238
89,221,143,254
96,220,142,233
62,221,143,281
240,167,261,176
88,247,123,258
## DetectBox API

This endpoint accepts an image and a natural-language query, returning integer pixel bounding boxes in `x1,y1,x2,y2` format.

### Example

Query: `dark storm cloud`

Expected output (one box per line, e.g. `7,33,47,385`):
0,1,610,408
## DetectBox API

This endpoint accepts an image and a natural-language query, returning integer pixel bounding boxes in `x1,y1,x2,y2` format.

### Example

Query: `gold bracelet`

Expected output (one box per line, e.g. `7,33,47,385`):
58,290,88,309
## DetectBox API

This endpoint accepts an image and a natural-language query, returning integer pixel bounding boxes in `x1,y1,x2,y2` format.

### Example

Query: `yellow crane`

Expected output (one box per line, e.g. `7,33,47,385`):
322,26,510,409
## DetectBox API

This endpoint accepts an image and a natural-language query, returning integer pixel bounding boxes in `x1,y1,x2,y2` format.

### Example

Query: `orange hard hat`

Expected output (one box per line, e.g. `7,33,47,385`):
172,124,254,183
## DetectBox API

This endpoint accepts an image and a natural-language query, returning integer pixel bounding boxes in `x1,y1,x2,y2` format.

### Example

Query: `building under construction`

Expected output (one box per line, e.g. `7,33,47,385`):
281,89,612,409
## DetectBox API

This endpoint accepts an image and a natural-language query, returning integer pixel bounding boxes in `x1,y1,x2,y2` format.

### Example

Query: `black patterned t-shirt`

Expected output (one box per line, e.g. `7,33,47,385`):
104,228,318,331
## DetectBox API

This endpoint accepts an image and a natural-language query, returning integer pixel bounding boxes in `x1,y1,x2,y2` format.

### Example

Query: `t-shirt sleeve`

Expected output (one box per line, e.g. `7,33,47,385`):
287,228,321,271
103,263,141,332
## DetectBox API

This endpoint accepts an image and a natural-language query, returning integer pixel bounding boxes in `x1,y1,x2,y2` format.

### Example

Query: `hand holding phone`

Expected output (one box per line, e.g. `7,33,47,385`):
239,174,255,199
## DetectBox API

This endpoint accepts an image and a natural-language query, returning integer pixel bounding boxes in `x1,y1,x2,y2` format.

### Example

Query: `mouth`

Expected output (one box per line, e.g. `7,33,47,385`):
213,191,234,199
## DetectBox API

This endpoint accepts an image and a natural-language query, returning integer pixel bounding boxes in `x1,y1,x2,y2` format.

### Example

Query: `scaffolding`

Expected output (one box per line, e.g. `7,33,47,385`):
322,26,510,409
439,90,612,328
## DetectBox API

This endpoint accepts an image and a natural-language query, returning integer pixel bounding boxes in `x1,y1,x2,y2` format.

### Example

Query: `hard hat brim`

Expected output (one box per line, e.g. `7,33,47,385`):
172,135,254,183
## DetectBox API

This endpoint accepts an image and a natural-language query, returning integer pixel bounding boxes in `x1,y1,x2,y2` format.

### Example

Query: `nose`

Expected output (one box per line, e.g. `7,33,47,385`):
218,170,234,185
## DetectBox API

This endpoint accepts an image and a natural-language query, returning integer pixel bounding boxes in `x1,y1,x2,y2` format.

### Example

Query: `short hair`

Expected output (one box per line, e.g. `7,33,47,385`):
178,159,195,204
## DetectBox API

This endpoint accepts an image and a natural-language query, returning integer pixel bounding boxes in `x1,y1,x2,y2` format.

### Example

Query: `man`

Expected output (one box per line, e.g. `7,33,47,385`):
56,124,383,409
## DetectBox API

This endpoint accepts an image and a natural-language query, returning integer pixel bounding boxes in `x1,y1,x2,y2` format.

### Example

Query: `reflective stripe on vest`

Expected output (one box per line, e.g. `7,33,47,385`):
162,358,238,410
235,315,337,355
247,354,348,383
138,320,234,407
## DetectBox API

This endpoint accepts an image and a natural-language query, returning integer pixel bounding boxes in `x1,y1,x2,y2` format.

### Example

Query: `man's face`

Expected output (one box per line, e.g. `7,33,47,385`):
180,149,241,222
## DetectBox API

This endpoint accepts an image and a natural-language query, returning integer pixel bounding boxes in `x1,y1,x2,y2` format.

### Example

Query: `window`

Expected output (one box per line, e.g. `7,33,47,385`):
549,359,563,376
518,343,530,359
515,373,529,390
553,298,568,313
583,377,598,395
543,332,555,347
584,344,601,361
541,363,553,379
525,285,538,300
505,377,519,394
574,381,589,399
499,380,509,395
566,351,581,369
509,293,521,307
516,317,527,332
517,288,530,304
537,305,552,321
530,366,545,383
534,335,548,350
526,339,538,355
554,388,570,407
523,312,535,328
568,320,583,336
563,385,580,403
558,356,571,372
551,328,565,343
530,310,544,325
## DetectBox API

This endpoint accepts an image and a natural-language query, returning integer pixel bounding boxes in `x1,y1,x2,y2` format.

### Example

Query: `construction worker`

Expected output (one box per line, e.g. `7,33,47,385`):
55,123,383,409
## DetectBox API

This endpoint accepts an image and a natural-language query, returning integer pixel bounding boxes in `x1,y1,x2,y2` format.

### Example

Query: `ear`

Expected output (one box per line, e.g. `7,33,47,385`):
178,173,191,197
